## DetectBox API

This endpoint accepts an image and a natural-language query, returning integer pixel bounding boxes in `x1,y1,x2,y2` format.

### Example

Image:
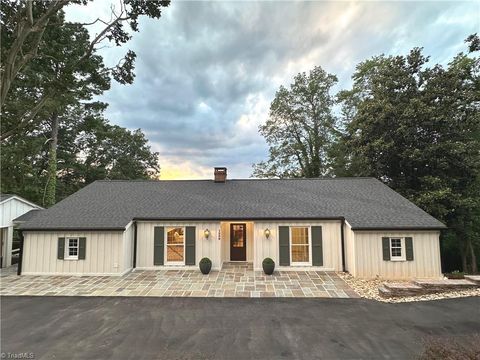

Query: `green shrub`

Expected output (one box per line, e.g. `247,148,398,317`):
200,257,212,265
262,257,274,265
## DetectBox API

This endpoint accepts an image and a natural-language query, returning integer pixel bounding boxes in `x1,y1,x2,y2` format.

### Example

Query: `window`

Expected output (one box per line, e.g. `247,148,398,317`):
166,227,185,263
290,227,310,264
66,238,79,260
390,238,405,261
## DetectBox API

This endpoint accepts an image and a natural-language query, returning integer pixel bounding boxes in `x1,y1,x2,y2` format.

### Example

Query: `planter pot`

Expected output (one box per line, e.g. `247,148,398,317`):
200,261,212,275
262,262,275,275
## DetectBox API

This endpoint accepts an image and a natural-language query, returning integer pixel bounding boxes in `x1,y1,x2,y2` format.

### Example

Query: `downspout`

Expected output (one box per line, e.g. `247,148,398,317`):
17,231,24,275
340,219,346,272
132,221,137,269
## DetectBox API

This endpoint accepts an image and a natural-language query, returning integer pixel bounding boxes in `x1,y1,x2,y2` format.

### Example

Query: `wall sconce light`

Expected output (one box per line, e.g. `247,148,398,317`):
204,229,210,239
264,228,271,239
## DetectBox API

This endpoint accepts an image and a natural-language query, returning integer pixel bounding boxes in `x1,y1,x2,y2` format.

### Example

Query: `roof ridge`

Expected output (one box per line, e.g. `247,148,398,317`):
94,177,377,183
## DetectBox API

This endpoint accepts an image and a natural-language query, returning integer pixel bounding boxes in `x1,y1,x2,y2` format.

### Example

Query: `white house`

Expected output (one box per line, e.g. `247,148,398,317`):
0,194,42,268
17,168,446,279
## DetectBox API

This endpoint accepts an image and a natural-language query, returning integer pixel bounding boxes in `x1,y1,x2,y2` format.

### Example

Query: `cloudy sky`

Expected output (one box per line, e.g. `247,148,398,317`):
66,1,478,179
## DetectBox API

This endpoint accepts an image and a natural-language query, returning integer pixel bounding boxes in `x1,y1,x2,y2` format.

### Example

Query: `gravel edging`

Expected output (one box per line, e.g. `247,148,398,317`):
337,272,480,303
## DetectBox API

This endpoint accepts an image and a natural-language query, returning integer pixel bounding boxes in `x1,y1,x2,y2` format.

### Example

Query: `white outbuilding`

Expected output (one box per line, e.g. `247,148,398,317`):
1,194,42,268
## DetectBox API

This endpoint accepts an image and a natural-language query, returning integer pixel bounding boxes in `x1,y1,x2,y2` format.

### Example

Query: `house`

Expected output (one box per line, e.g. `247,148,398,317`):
17,168,446,279
0,194,42,268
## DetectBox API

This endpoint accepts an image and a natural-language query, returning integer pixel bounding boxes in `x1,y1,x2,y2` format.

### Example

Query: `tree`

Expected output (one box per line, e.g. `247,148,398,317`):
253,66,338,178
1,0,170,141
338,35,480,273
0,101,160,206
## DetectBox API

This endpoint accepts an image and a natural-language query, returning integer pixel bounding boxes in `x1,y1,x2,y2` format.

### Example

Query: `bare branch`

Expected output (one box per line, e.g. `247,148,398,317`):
26,0,33,26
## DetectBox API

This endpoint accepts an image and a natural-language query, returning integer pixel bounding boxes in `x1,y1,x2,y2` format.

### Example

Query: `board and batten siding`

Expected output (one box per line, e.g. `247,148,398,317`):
22,231,124,275
253,221,342,271
122,222,134,272
353,231,442,279
1,198,40,267
344,221,356,276
135,222,222,269
1,198,38,227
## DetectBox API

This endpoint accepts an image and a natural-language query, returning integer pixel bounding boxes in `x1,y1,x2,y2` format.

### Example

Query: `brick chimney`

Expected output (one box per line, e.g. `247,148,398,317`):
214,167,227,183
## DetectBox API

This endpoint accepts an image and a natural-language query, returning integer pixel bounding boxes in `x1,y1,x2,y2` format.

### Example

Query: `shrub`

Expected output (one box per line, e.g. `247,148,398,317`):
262,257,274,265
200,257,212,265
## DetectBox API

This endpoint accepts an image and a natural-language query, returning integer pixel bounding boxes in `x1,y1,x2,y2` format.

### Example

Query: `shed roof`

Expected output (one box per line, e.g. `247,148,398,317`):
19,178,445,231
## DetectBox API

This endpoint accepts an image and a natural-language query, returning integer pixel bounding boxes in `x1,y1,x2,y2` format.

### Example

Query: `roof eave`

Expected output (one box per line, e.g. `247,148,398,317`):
351,226,447,231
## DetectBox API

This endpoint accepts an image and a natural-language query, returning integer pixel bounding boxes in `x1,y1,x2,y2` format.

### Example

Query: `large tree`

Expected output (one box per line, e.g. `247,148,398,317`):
253,66,338,178
1,0,170,141
1,101,159,206
338,35,480,273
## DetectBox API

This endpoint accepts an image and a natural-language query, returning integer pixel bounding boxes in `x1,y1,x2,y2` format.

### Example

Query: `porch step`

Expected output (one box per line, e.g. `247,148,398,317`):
383,282,423,296
413,279,478,292
464,275,480,285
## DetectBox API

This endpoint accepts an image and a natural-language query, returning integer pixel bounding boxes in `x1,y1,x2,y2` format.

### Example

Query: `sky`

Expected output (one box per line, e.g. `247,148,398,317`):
65,1,479,180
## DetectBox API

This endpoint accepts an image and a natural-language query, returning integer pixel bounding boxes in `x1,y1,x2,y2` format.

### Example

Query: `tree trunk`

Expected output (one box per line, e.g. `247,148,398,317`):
460,246,468,273
44,113,58,207
468,237,478,274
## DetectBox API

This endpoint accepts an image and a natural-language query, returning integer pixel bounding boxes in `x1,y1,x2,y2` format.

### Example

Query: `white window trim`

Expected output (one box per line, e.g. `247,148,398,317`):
165,227,185,265
289,226,312,266
390,237,406,262
65,237,79,260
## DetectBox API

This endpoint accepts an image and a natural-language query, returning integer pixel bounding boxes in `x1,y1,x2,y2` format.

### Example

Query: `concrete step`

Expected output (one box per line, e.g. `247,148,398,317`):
414,279,478,292
464,275,480,285
383,282,424,296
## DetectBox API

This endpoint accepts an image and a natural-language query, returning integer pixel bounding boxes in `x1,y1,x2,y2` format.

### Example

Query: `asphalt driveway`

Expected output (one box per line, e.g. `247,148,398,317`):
1,297,479,359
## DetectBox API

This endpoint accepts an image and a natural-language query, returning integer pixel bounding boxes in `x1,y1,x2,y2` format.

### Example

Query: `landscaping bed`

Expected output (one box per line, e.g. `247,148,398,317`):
337,272,480,303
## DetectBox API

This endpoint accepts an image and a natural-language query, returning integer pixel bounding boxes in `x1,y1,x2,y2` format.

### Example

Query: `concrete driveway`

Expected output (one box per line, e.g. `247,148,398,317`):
1,296,479,359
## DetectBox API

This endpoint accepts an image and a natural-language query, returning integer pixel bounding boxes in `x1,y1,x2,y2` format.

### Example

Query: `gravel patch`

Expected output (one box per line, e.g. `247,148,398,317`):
337,272,480,303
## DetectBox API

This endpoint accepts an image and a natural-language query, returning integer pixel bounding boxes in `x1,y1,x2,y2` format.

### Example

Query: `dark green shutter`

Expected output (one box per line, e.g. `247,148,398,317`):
312,226,323,266
78,237,86,260
185,226,196,265
382,237,390,261
154,227,164,265
57,237,65,260
405,237,414,261
279,226,290,266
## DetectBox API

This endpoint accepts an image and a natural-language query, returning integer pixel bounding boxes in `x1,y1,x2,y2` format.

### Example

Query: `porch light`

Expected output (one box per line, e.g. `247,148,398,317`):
204,229,210,239
264,228,271,239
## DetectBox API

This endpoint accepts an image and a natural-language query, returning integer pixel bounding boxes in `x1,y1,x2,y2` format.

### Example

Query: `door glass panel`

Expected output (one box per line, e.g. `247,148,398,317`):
167,227,184,262
232,225,244,248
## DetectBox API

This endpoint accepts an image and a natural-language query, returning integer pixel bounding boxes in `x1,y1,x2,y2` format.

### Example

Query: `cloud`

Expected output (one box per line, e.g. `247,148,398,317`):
65,0,478,178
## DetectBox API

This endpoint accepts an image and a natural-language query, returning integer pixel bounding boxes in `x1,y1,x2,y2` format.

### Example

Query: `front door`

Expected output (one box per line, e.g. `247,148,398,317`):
230,223,246,261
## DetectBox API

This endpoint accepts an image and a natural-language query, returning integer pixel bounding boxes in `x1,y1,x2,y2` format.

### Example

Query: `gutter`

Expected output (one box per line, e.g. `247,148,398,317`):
17,231,24,275
351,226,446,231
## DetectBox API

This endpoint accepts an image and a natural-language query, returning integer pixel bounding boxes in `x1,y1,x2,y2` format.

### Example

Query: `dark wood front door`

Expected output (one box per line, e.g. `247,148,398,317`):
230,223,246,261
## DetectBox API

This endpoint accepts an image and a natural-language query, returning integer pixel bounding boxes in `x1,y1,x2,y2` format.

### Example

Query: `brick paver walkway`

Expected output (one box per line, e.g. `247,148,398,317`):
0,262,359,298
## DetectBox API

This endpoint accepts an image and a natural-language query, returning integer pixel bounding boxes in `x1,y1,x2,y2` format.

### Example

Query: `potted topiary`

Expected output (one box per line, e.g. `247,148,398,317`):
262,257,275,275
199,257,212,275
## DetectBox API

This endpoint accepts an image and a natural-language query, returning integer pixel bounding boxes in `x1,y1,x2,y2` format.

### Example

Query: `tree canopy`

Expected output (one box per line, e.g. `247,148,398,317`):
253,66,338,178
254,35,480,273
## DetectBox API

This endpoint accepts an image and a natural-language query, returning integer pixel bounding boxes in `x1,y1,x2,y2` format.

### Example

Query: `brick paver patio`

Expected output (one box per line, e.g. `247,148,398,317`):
0,262,359,298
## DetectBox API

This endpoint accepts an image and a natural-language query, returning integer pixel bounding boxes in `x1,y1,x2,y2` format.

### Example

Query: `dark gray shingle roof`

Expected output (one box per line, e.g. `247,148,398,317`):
19,178,445,231
13,209,43,223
